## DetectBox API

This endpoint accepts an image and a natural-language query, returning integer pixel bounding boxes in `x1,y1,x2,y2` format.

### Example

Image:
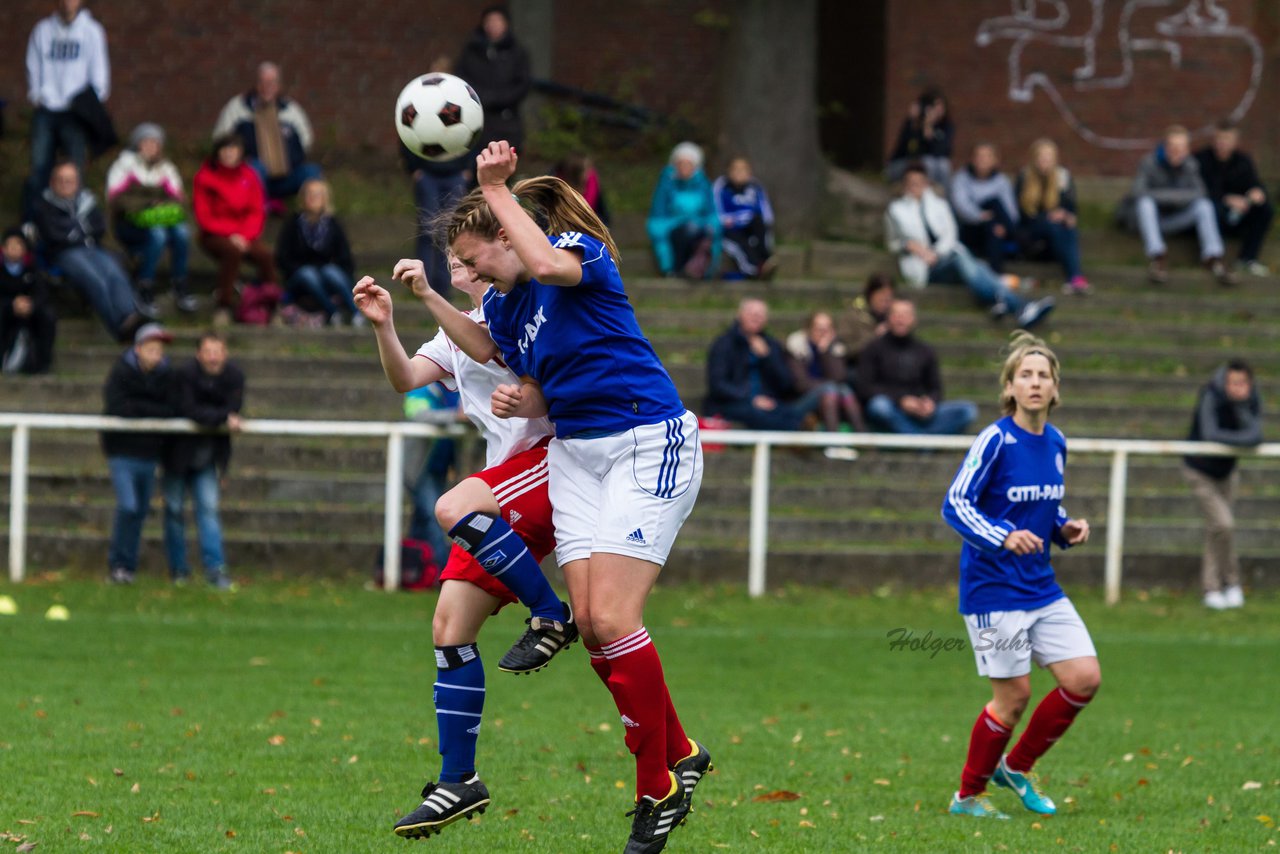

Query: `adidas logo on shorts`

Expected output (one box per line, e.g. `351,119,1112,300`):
625,528,647,545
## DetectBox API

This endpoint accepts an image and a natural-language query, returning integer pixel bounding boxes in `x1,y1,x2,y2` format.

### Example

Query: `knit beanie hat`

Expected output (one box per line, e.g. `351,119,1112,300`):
130,122,165,150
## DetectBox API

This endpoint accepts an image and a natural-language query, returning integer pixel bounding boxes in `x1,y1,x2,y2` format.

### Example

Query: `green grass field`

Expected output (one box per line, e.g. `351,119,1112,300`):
1,578,1277,853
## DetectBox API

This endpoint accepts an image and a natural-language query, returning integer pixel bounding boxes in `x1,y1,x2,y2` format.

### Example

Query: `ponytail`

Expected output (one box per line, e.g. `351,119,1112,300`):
438,176,621,266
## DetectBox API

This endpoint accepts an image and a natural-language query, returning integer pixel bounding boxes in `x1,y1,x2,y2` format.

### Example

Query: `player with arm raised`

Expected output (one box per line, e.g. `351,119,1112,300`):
443,140,711,854
941,331,1100,820
354,252,577,840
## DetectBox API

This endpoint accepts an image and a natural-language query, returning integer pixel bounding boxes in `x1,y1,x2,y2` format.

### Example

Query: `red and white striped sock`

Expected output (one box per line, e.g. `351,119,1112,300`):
1006,687,1093,773
600,627,677,800
959,704,1013,798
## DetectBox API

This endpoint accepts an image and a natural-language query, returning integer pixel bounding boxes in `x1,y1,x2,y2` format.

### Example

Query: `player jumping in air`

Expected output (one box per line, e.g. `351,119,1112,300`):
354,253,577,839
435,140,712,853
941,331,1101,819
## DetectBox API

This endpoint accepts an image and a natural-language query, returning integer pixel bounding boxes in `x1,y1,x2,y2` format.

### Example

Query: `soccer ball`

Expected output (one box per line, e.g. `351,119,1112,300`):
395,73,484,162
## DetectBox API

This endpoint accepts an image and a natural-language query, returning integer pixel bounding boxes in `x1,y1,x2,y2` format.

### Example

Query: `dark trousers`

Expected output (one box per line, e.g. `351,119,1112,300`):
0,302,57,373
958,198,1017,273
413,169,468,296
1021,214,1083,280
197,233,277,308
1217,201,1274,262
723,216,772,277
23,108,88,220
710,398,807,431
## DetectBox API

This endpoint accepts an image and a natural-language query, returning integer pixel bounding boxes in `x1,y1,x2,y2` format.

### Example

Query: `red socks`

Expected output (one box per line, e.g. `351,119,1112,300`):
959,705,1013,798
1006,687,1093,773
590,628,687,800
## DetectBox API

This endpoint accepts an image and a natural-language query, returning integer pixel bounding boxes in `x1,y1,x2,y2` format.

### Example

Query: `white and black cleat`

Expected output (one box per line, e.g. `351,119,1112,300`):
498,601,579,675
392,776,490,839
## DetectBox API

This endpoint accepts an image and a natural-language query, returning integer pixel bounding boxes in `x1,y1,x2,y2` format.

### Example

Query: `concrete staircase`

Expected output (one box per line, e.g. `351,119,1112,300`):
2,227,1277,591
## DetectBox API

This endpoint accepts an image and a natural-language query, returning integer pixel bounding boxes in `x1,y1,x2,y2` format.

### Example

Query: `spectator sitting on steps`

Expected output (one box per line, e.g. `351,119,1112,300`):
704,297,810,431
859,298,978,436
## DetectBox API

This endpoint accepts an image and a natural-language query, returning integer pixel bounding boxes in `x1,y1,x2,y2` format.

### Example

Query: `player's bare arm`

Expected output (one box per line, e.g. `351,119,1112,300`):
355,275,448,393
391,258,499,364
477,142,584,287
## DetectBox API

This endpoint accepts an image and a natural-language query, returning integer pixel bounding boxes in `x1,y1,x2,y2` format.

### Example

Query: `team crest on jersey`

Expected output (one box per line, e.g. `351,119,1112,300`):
553,231,585,249
1055,452,1064,475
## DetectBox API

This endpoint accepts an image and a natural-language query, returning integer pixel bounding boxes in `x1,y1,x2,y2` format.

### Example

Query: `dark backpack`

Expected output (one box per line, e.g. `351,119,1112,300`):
374,538,441,591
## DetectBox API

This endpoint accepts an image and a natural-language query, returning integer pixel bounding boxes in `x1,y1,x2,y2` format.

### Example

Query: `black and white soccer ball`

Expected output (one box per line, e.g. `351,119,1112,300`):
394,72,484,162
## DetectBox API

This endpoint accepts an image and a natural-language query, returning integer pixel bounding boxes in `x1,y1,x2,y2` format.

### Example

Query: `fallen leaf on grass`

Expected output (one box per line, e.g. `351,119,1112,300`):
752,790,801,802
225,830,236,838
798,820,815,828
113,768,124,777
1242,781,1262,790
872,779,891,786
130,783,140,794
268,735,286,746
71,811,100,817
17,843,38,852
1257,814,1275,828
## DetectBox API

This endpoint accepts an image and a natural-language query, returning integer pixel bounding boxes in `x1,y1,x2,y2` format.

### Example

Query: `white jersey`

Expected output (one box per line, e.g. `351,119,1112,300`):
415,306,553,468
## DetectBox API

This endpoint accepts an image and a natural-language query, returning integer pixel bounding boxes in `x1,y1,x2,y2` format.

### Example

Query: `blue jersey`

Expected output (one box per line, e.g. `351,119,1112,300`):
712,177,775,230
482,232,685,437
941,416,1075,615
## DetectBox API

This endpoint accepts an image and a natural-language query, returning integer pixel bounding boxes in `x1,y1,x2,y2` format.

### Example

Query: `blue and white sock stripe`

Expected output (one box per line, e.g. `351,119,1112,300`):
472,527,516,562
946,426,1008,549
433,682,486,693
488,544,531,578
436,709,484,719
655,416,686,499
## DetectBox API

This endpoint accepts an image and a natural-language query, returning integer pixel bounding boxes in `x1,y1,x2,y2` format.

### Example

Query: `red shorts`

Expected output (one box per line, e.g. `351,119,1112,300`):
438,441,555,609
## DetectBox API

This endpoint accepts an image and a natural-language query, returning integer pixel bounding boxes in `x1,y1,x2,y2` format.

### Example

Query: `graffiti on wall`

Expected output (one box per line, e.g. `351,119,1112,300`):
976,0,1262,148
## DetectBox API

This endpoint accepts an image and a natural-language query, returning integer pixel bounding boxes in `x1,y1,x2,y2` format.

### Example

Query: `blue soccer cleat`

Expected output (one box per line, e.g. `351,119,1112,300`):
991,756,1057,815
949,791,1010,819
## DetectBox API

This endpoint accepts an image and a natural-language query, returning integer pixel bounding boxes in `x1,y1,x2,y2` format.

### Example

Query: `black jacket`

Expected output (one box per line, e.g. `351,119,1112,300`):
32,188,108,256
1184,366,1262,479
68,85,118,156
858,331,943,403
455,28,531,147
704,322,796,411
1194,147,1268,205
888,115,954,162
166,358,245,476
0,261,51,311
101,350,176,460
274,213,355,280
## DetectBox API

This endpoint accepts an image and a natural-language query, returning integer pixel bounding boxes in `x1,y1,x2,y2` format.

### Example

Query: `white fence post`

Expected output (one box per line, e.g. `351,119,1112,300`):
747,440,771,598
9,424,29,583
382,429,405,592
1104,449,1129,606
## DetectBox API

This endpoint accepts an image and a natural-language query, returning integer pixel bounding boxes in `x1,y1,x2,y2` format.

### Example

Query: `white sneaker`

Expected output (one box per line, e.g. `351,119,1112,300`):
823,446,859,461
1237,259,1269,277
1203,590,1229,610
1223,585,1245,608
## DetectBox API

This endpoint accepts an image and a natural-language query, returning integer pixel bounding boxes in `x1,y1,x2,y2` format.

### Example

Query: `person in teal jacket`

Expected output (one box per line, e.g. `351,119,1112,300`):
646,141,722,279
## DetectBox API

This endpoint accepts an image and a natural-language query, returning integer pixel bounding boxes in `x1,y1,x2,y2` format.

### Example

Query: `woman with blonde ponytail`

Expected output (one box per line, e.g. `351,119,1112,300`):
941,331,1100,820
412,141,710,852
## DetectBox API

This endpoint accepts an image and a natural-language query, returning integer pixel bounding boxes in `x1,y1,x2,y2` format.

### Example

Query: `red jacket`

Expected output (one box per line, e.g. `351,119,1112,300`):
192,162,265,240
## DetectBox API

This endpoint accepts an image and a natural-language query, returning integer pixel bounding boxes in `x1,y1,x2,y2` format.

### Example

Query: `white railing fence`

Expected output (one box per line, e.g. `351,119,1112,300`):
3,414,1276,603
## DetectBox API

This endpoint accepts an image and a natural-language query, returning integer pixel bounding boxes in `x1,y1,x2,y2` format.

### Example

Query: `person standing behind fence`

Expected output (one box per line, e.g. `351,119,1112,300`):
162,333,244,590
454,6,531,157
1182,360,1261,610
941,331,1098,820
102,322,176,584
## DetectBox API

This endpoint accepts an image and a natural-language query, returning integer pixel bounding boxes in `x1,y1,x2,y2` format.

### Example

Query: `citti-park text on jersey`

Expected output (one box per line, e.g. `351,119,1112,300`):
1005,484,1066,502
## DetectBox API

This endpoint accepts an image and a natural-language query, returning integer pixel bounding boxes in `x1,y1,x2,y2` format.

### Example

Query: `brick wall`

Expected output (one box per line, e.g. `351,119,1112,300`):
3,1,1277,179
0,0,727,164
885,0,1280,176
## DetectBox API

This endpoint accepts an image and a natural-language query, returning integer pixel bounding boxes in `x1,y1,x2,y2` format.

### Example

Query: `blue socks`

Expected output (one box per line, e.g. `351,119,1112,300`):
434,643,485,783
448,512,562,621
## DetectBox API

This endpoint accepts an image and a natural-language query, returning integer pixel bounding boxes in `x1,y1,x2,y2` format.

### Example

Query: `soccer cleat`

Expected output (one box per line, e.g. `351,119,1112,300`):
498,601,579,675
992,756,1057,815
392,776,490,839
949,791,1010,819
624,772,688,853
673,739,714,813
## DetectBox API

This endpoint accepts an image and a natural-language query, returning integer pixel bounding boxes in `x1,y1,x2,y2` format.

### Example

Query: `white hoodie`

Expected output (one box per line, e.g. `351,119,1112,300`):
26,9,110,111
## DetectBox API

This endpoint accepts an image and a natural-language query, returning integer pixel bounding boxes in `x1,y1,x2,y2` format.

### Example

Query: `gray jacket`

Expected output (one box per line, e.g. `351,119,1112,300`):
1132,145,1207,209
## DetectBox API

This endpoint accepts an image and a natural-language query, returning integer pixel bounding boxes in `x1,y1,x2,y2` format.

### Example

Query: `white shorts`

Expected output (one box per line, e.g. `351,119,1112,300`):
548,410,703,566
963,597,1097,679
